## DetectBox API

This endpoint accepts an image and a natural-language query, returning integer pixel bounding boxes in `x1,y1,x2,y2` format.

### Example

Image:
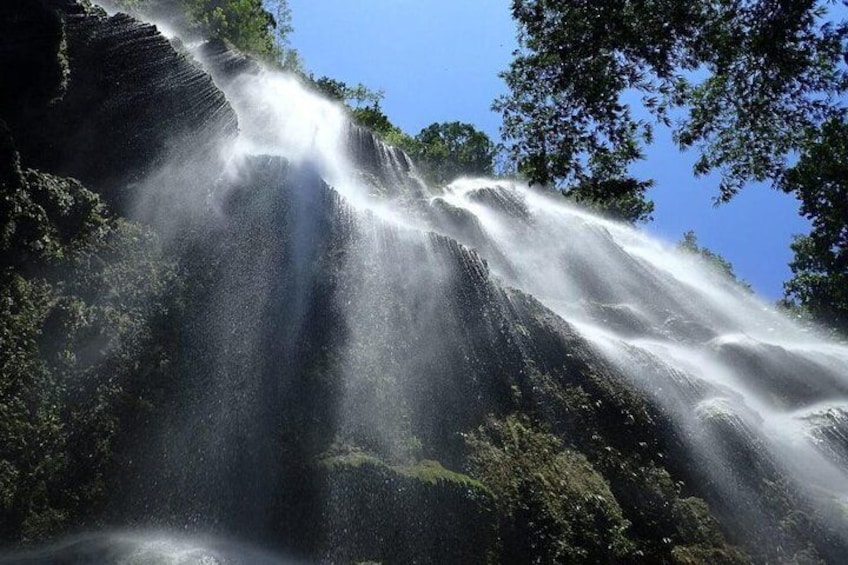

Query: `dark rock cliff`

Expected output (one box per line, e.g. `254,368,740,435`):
0,0,237,212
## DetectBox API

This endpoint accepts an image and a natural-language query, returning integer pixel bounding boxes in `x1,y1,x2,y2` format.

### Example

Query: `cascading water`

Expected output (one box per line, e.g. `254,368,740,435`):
6,4,848,562
202,47,848,511
434,178,848,532
166,47,848,559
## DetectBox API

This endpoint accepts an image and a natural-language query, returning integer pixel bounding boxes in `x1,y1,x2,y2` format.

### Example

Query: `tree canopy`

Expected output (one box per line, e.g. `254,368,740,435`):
497,0,848,329
409,122,498,184
496,0,848,201
678,230,751,290
779,117,848,333
111,0,296,63
564,176,654,224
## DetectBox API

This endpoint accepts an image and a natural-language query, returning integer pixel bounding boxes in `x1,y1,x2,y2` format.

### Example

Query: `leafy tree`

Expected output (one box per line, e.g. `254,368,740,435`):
310,76,384,107
409,122,497,184
183,0,284,59
307,76,400,136
111,0,295,63
496,0,848,201
310,78,497,184
564,176,654,224
349,105,399,137
779,117,848,333
678,230,751,290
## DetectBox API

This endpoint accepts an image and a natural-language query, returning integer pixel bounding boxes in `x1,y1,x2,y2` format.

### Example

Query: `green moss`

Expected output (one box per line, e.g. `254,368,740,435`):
673,497,726,547
319,454,488,493
671,544,752,565
397,459,488,491
466,415,635,564
317,452,498,563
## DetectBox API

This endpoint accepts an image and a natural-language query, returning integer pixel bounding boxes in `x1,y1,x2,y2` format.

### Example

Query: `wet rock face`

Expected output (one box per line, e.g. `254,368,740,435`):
804,407,848,468
0,0,238,212
345,125,428,197
318,456,497,564
196,39,263,86
466,185,530,221
0,0,68,113
708,338,848,409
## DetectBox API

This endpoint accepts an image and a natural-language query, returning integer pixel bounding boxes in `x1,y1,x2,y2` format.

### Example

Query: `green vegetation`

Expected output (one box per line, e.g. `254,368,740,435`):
112,0,296,64
184,0,288,61
308,76,398,136
515,361,750,562
564,176,655,224
465,415,635,563
497,0,847,329
317,452,498,563
496,0,847,199
0,126,180,542
408,122,498,184
778,117,848,335
678,230,751,290
320,453,488,492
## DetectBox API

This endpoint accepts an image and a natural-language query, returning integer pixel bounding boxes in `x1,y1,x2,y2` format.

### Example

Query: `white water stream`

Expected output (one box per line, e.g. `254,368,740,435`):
211,62,848,514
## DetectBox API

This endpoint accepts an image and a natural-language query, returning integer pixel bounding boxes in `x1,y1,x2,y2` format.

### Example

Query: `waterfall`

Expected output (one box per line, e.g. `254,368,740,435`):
203,55,848,503
168,54,848,554
5,4,848,561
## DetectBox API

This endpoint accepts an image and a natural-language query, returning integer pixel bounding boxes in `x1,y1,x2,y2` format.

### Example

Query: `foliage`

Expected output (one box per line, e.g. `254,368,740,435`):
111,0,295,63
496,0,848,201
678,230,751,290
310,76,384,108
0,273,66,541
409,122,497,184
181,0,282,60
564,176,655,223
318,452,498,563
0,132,179,542
308,75,402,138
779,117,848,334
465,415,635,563
309,75,498,185
519,364,751,562
350,105,398,137
0,120,105,268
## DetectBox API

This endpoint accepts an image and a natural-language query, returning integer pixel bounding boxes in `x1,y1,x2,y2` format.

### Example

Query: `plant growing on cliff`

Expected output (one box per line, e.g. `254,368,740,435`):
184,0,289,61
110,0,296,64
678,230,752,290
465,415,635,563
0,128,181,541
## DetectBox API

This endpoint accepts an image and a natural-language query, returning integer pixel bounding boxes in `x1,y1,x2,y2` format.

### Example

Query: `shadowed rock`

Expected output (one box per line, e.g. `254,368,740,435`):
0,0,238,211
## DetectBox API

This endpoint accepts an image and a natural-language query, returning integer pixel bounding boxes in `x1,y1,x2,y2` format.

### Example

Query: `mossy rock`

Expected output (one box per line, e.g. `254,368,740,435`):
671,544,751,565
466,415,635,564
317,454,498,564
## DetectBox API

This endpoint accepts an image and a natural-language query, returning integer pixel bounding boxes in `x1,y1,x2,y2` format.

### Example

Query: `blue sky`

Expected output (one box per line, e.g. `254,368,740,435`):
286,0,810,300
